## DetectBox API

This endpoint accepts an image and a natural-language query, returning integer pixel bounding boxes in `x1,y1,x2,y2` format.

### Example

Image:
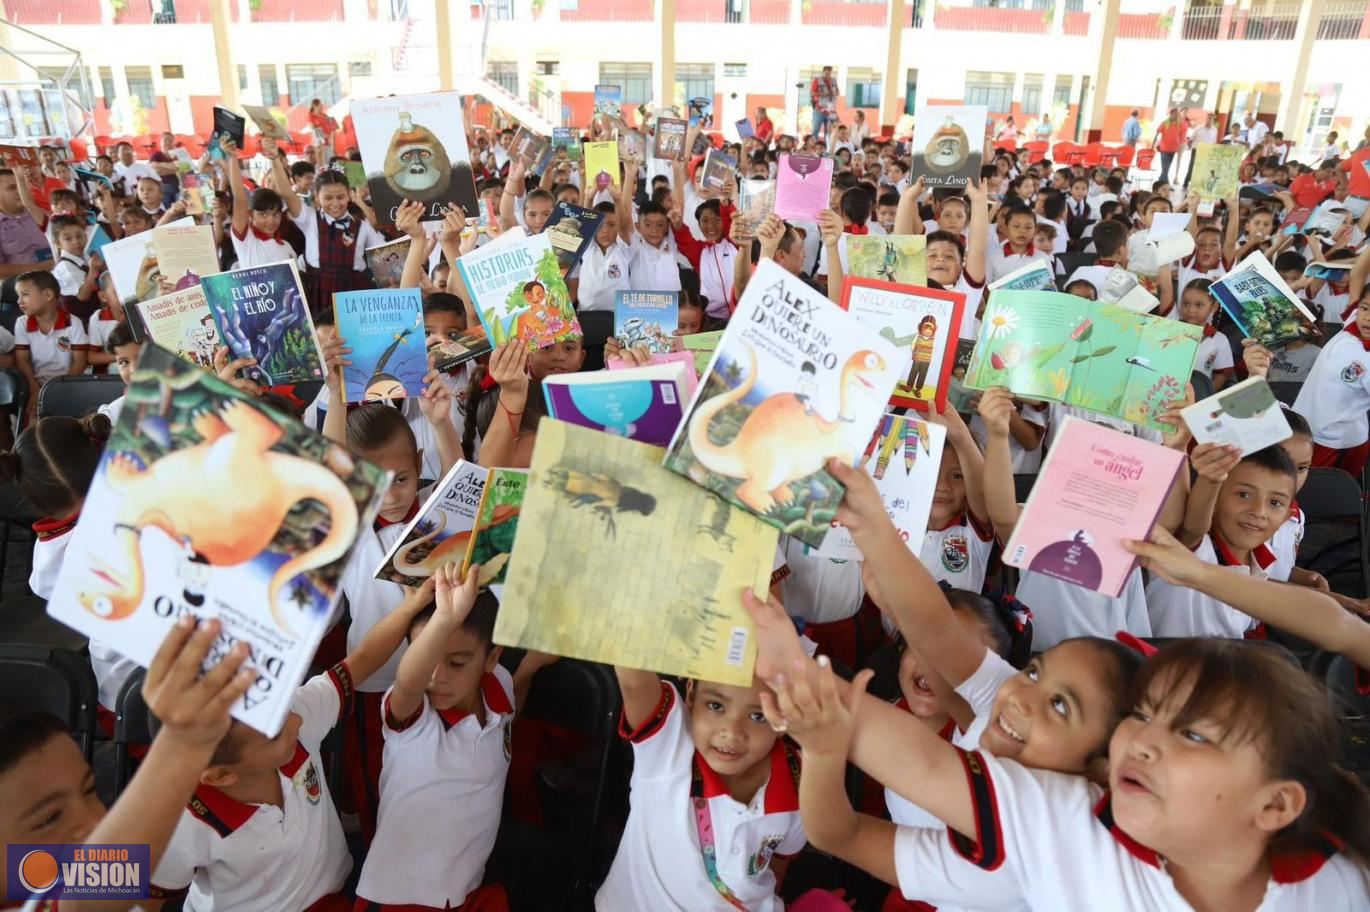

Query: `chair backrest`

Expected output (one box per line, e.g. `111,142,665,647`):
1325,655,1370,718
1013,473,1036,504
1189,370,1214,403
1269,380,1302,407
0,644,100,759
114,667,154,745
0,367,27,412
1054,252,1098,286
577,310,615,372
520,659,619,740
37,376,125,419
1300,468,1362,522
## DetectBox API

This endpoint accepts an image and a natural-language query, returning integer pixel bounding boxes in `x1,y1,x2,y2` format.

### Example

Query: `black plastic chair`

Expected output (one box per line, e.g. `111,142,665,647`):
576,310,615,373
37,375,124,419
1325,654,1370,718
1054,252,1098,289
0,644,99,760
1013,473,1036,504
0,367,35,593
1298,468,1370,598
113,667,156,794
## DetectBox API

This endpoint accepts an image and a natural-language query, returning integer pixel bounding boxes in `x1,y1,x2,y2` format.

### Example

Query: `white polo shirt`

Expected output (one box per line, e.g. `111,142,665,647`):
340,517,416,692
14,309,88,382
628,234,683,294
969,402,1048,474
920,512,995,594
1293,327,1370,448
230,224,297,270
151,667,354,912
892,751,1369,911
954,271,986,340
1176,252,1230,299
1266,503,1305,583
356,667,515,907
595,681,806,912
779,535,865,625
51,252,90,297
576,238,636,312
1193,328,1235,379
85,306,122,368
1146,534,1275,638
986,241,1053,286
1016,566,1151,651
290,204,384,271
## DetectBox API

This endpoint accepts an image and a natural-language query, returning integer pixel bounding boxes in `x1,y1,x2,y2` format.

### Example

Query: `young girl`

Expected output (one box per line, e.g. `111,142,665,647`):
465,341,573,469
223,136,294,268
277,164,381,314
1293,287,1370,477
1178,278,1234,389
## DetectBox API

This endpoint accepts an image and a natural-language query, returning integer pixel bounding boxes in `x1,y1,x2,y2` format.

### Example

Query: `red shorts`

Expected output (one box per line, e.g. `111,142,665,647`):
1311,440,1370,480
802,597,889,670
352,883,509,912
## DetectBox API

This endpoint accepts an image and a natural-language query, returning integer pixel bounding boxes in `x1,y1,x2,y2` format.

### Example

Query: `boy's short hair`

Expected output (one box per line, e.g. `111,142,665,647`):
925,229,966,259
1091,219,1129,258
423,292,466,322
638,201,668,221
877,190,899,209
105,321,138,353
289,161,316,180
0,706,68,776
409,589,500,650
1041,195,1067,221
1034,222,1058,241
1240,445,1298,485
839,186,873,225
16,270,60,297
1273,250,1307,274
49,214,85,236
249,187,284,213
593,199,615,215
1105,176,1125,194
833,171,859,192
1004,205,1036,226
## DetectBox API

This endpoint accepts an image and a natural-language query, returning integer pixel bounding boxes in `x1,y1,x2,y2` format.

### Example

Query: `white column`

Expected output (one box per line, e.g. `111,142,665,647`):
1277,0,1327,135
436,0,456,91
880,0,907,132
210,0,240,112
1086,0,1122,142
659,0,677,109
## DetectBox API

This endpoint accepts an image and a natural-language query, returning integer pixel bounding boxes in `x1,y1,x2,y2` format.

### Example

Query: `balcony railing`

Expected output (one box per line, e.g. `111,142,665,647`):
1317,0,1370,39
1117,10,1172,38
678,0,743,23
2,0,101,24
933,4,1051,34
1182,2,1300,39
250,0,346,22
559,0,654,21
801,0,888,27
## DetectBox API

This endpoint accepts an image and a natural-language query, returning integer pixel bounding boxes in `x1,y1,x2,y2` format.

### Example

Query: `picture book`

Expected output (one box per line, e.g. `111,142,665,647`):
736,117,755,140
552,127,580,161
1288,203,1348,239
664,258,903,546
1210,251,1320,349
911,104,987,188
701,150,737,193
544,201,605,275
105,216,194,305
374,460,488,587
46,344,390,736
1304,261,1353,282
583,141,619,190
1004,416,1185,598
1191,143,1244,200
510,126,549,166
180,172,206,216
617,129,646,163
352,91,479,225
607,350,699,399
200,260,326,386
242,104,290,143
988,258,1055,293
773,154,834,222
364,236,411,289
86,223,115,262
847,235,928,287
128,286,219,369
594,85,623,119
332,288,428,402
1181,376,1292,456
952,338,977,380
841,277,965,412
0,144,39,167
683,330,724,375
616,291,680,353
964,290,1202,431
544,361,690,446
208,107,245,158
151,224,220,291
687,96,713,128
816,413,946,561
497,419,778,686
462,467,527,589
342,160,367,190
692,132,714,157
431,323,493,373
1098,266,1161,314
733,178,775,239
456,232,582,351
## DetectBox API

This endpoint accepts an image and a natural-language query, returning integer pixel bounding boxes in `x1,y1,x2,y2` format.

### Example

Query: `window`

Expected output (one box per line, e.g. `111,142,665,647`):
487,61,518,96
560,0,578,10
286,64,340,107
125,67,157,111
963,70,1013,113
905,67,918,116
99,67,116,107
490,0,514,18
1021,74,1043,116
259,65,280,105
676,64,714,110
161,65,184,80
1053,75,1073,110
237,65,248,92
348,60,372,78
846,67,881,109
599,63,652,106
535,60,560,76
723,63,747,79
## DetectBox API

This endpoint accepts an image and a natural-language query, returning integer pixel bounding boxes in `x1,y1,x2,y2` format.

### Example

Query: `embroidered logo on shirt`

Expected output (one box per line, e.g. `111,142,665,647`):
747,834,785,875
607,263,621,279
502,719,513,762
1342,361,1366,384
941,533,970,575
56,335,71,353
299,762,322,805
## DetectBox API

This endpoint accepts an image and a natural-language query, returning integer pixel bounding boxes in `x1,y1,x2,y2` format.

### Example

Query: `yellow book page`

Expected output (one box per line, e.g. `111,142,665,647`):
497,419,778,685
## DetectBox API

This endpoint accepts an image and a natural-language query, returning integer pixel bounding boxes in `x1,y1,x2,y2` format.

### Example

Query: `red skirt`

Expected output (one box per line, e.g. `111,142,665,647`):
1312,441,1370,480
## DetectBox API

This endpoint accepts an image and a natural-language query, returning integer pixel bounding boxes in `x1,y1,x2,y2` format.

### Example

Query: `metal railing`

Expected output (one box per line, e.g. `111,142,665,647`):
1182,1,1300,39
1317,0,1370,39
0,20,95,141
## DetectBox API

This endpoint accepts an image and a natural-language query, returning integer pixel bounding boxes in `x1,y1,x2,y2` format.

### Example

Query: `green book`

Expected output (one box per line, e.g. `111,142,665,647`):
965,290,1202,430
682,330,724,375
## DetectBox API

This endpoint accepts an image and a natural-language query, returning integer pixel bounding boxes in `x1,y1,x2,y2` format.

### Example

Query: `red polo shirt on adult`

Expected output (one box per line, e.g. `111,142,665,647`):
1156,119,1187,154
1338,149,1370,198
1289,172,1337,209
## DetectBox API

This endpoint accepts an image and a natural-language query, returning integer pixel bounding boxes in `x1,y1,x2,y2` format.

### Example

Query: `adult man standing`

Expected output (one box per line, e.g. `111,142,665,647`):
1122,109,1143,147
111,141,157,197
754,106,775,144
1153,107,1187,184
1244,112,1269,150
810,65,839,143
1182,111,1218,188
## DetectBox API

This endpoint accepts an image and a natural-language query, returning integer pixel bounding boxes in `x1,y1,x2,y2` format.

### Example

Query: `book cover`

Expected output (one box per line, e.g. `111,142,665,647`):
1191,143,1244,200
816,413,946,561
683,330,724,375
847,235,928,287
544,200,605,275
374,460,488,587
1004,416,1185,597
544,361,689,446
552,127,581,161
180,172,206,216
911,104,987,188
242,104,290,142
734,178,775,239
200,260,326,386
128,286,219,369
1211,252,1320,349
965,290,1202,431
105,216,194,305
457,232,582,351
654,118,688,161
692,132,714,158
952,338,977,380
664,259,903,546
615,291,680,354
462,467,527,589
607,350,699,399
46,345,390,736
1304,261,1353,282
988,258,1055,293
584,141,619,190
510,126,549,166
430,323,493,373
342,160,367,190
0,144,40,167
332,288,428,402
351,91,480,225
736,117,755,140
617,129,646,163
773,154,834,222
151,224,220,290
497,419,778,686
208,107,245,158
701,150,736,193
594,85,622,119
364,236,412,289
1181,376,1292,456
841,277,965,412
1098,266,1161,314
687,96,713,129
86,224,115,262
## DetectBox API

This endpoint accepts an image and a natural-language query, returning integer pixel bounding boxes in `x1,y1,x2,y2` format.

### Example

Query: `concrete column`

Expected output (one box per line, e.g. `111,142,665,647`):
436,0,456,91
1277,0,1326,135
1085,0,1121,142
210,0,240,112
879,0,906,132
1039,0,1066,117
659,0,677,110
0,1,21,85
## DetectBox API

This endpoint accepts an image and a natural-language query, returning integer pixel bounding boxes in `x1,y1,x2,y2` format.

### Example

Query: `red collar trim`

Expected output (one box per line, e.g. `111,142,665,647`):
1002,241,1035,256
1202,325,1217,338
373,497,421,530
1096,259,1120,268
1270,833,1342,884
1212,534,1276,570
433,672,515,727
250,224,284,242
1343,322,1370,352
693,738,800,814
279,742,310,778
32,512,79,540
927,511,969,533
188,783,258,835
24,309,73,333
845,224,870,236
1093,792,1162,867
96,305,118,323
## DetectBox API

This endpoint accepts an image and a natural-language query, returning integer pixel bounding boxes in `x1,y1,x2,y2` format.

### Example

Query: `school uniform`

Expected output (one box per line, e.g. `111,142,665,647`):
83,306,122,374
151,667,355,912
14,309,88,383
51,251,90,297
673,223,737,319
1147,534,1276,638
1266,503,1305,583
596,681,806,912
292,204,384,315
576,239,636,312
1193,327,1234,379
355,668,515,909
779,536,882,669
920,512,995,595
987,241,1053,286
890,750,1370,911
1176,252,1230,297
969,403,1048,474
230,223,297,270
1293,324,1370,476
954,271,986,341
1017,567,1151,651
627,234,684,294
98,393,124,425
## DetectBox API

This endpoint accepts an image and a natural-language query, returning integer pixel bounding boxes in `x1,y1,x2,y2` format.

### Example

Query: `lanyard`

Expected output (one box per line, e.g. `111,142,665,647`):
692,794,751,911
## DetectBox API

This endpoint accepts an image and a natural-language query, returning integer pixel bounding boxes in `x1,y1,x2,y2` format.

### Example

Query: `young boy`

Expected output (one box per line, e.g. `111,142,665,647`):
574,200,632,312
986,204,1050,284
223,137,295,268
1292,287,1370,477
919,405,994,594
100,319,141,424
1147,444,1296,638
49,214,101,315
875,190,899,234
13,269,88,421
84,272,128,374
620,156,683,294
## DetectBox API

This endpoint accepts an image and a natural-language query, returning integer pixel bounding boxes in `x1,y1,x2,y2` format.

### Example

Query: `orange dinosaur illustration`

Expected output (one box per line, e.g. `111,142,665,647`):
687,344,890,513
79,401,361,635
391,504,517,577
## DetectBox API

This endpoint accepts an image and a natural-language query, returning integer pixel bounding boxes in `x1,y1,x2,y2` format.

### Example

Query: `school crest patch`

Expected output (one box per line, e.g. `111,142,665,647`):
941,532,970,575
1342,361,1366,384
56,335,72,353
607,263,621,280
748,834,785,875
299,761,322,805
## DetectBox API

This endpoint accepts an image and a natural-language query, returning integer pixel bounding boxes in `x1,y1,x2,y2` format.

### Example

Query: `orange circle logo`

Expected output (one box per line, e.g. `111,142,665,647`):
18,849,59,893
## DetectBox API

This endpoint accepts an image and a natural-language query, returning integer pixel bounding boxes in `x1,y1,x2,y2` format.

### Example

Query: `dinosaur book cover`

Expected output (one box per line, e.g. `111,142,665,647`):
615,291,679,354
663,258,903,547
964,290,1202,431
846,236,928,288
201,260,326,387
1210,251,1320,350
1004,416,1185,598
46,344,391,737
456,232,583,351
129,286,221,371
544,201,605,276
498,419,778,685
815,413,946,561
374,459,488,587
1180,376,1292,457
332,288,428,403
461,467,527,591
544,361,690,447
841,277,965,412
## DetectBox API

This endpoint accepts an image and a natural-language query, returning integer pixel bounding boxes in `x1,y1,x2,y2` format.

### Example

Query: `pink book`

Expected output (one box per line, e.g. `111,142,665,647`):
773,153,834,222
606,349,698,398
1004,416,1184,598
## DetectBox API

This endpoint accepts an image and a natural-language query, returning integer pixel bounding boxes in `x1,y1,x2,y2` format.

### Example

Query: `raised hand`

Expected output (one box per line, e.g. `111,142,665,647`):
143,616,254,751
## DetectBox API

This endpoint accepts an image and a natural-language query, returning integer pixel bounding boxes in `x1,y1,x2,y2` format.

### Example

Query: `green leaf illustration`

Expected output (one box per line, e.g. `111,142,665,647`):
1090,345,1118,359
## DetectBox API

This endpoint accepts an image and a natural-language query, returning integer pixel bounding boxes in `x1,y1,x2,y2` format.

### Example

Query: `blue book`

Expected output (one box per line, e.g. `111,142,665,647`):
543,362,689,446
332,288,429,403
614,291,679,354
201,261,325,386
1210,251,1319,350
544,201,604,275
594,85,622,118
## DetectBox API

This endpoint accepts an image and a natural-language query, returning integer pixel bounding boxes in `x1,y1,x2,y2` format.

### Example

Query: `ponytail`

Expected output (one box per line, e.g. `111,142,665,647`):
462,366,549,461
0,415,110,517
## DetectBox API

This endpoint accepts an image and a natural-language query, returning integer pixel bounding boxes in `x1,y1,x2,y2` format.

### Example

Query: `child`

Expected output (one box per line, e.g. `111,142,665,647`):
100,319,141,422
276,159,382,314
875,189,899,233
1292,287,1370,476
574,200,632,312
13,269,89,422
136,175,167,219
920,404,994,594
224,137,295,268
677,289,707,335
673,197,737,320
84,274,127,374
619,156,683,294
1178,277,1234,388
498,157,554,235
1031,221,1058,258
48,214,99,308
987,204,1051,284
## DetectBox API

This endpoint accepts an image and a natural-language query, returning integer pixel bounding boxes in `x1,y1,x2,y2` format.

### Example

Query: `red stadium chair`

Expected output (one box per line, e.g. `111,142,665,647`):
1024,140,1049,164
66,137,89,162
1134,148,1157,170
